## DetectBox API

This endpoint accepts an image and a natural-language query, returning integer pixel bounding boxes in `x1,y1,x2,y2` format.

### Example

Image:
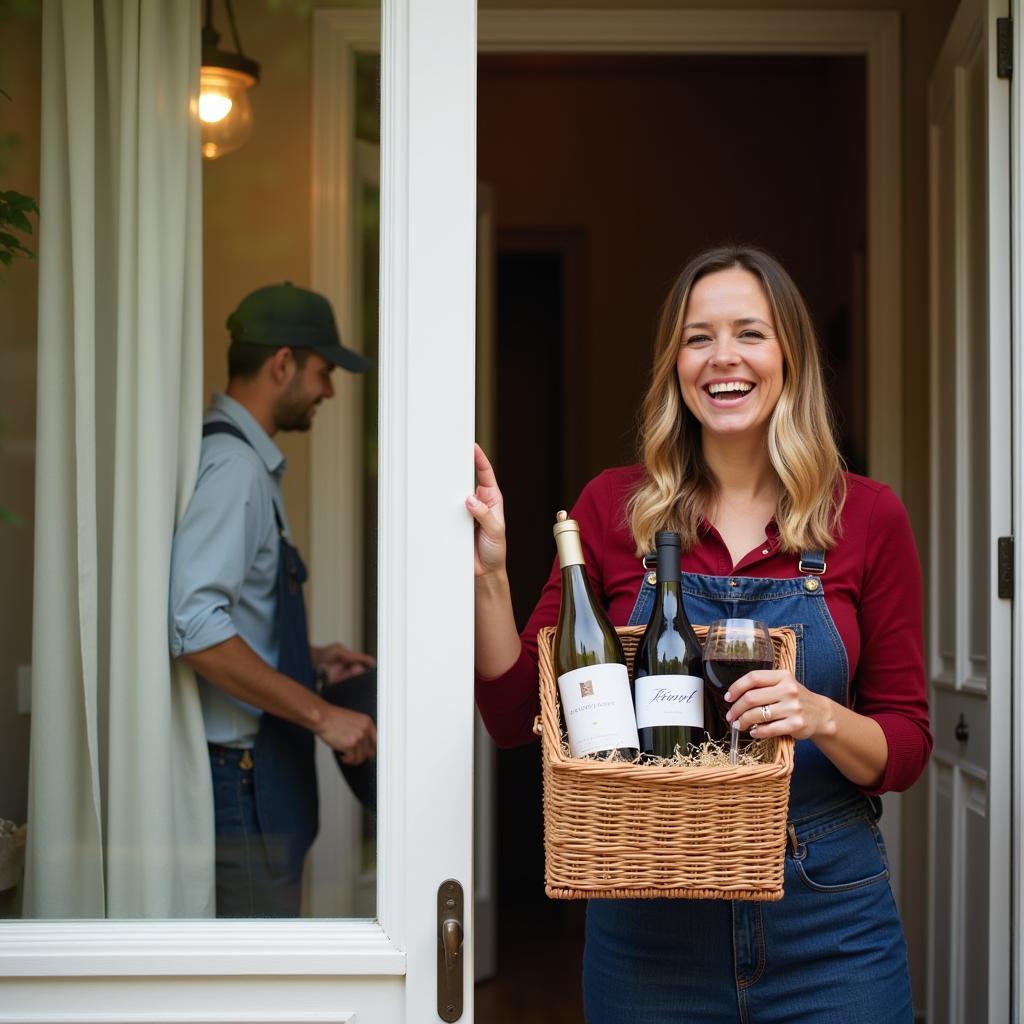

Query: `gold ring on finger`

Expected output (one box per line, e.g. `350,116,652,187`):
761,704,772,723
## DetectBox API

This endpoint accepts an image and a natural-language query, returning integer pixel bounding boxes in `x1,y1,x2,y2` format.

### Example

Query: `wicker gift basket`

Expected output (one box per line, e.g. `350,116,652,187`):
534,623,796,902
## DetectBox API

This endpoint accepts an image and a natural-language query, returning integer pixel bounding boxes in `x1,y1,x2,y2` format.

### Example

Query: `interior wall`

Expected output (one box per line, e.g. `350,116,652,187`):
0,6,41,835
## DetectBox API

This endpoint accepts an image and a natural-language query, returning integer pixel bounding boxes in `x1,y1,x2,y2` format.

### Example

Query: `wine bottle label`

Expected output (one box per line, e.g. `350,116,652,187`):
556,663,640,757
634,675,705,729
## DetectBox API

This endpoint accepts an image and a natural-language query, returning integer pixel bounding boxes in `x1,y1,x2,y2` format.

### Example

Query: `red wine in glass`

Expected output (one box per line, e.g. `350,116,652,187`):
702,619,774,753
704,657,774,736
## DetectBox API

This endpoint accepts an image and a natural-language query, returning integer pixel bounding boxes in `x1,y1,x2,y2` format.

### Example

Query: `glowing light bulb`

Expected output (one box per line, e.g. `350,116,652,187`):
198,66,257,160
199,92,233,124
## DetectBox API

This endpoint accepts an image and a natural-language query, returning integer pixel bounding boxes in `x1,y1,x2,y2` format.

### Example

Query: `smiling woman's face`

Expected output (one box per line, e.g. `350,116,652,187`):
675,267,784,443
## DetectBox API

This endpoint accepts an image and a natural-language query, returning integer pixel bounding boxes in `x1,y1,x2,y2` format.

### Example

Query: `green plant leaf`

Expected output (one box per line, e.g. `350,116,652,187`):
1,191,38,212
4,209,32,233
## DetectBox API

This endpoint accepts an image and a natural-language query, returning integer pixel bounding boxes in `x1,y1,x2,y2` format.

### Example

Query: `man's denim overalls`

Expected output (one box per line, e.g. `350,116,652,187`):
582,555,914,1024
203,421,318,917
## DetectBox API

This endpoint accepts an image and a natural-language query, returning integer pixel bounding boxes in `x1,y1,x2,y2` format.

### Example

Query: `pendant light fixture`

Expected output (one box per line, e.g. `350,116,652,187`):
199,0,260,160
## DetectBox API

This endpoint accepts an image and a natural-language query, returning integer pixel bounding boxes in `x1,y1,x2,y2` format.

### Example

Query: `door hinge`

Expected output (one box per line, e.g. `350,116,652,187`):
998,536,1014,599
997,18,1013,79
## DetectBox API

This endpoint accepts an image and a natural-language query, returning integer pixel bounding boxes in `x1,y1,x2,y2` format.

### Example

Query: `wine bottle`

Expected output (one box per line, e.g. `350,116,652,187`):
633,531,707,757
553,511,639,759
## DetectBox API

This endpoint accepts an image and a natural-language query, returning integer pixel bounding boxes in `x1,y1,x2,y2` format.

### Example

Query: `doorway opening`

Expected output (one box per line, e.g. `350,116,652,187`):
475,51,867,1023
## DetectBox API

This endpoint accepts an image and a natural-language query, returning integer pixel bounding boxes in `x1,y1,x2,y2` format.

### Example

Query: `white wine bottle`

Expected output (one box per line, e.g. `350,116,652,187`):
553,510,639,759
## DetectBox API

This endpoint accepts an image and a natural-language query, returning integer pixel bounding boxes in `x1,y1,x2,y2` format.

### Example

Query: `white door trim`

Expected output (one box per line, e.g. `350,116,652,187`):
1011,4,1024,1019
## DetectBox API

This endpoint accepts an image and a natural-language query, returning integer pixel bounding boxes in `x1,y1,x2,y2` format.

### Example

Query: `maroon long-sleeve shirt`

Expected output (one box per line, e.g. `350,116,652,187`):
475,466,932,795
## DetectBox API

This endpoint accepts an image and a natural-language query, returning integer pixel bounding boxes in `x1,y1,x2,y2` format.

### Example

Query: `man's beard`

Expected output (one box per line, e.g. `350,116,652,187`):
273,389,317,432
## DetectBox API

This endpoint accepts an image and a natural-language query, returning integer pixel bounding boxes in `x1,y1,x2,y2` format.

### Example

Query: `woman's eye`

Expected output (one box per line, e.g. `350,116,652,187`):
739,331,765,341
684,335,711,346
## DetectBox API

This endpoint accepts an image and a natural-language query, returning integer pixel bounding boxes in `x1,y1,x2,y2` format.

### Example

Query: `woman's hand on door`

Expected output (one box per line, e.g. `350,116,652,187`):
466,443,507,578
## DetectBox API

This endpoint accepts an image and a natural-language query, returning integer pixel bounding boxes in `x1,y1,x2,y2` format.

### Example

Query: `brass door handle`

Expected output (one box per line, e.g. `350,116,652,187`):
442,917,463,973
437,880,464,1021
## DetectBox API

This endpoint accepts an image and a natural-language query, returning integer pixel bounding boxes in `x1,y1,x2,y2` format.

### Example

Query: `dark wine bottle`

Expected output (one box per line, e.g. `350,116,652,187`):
633,531,707,757
553,511,639,759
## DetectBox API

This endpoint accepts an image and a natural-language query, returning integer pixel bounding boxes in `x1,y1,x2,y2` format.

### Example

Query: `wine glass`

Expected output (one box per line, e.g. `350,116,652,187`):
703,619,774,765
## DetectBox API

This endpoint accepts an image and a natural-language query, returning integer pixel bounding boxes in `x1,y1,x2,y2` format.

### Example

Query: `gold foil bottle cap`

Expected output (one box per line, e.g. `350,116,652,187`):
553,510,585,566
552,509,578,539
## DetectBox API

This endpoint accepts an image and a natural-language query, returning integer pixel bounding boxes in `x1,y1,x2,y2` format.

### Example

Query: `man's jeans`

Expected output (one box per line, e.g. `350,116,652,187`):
209,745,302,917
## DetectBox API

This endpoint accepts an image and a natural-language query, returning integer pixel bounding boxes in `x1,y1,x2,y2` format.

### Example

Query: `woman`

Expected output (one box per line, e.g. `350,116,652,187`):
468,245,932,1023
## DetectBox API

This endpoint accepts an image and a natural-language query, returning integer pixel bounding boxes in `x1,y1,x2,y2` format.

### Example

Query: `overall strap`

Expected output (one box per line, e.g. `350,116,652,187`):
798,549,827,575
202,420,285,531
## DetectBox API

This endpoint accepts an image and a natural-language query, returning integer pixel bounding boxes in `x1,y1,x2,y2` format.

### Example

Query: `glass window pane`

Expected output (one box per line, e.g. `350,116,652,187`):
5,0,382,921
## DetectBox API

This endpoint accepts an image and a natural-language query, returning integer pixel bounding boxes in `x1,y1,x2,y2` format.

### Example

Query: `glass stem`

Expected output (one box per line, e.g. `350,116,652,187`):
729,723,740,766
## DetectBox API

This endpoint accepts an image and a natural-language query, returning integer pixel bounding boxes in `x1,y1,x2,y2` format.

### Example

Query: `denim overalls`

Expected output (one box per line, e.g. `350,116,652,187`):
582,555,914,1024
203,421,319,917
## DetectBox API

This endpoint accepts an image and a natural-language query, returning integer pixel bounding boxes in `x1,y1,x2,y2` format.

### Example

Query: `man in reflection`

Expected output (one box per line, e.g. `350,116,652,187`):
169,283,376,917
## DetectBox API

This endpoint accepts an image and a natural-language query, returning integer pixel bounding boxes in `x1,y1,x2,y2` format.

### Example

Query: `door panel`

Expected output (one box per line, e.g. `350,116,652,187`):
927,1,1012,1020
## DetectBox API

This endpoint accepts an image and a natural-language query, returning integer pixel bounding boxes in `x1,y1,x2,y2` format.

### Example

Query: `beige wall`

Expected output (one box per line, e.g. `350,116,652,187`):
0,6,40,833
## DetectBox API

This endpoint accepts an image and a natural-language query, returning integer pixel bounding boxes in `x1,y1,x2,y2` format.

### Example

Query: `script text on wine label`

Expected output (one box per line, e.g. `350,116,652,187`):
634,674,705,729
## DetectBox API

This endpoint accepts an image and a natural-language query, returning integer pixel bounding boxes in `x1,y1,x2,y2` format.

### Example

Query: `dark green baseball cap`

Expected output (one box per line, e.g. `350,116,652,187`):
226,282,370,373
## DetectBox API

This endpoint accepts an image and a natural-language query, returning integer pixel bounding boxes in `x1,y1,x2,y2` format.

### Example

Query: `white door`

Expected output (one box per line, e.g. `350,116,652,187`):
1,0,479,1020
926,2,1012,1021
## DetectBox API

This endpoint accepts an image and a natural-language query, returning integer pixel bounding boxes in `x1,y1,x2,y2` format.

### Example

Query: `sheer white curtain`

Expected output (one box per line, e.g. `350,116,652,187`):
24,0,211,918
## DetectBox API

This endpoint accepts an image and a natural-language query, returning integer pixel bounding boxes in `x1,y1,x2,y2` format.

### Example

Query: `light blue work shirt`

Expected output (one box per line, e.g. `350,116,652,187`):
169,393,293,746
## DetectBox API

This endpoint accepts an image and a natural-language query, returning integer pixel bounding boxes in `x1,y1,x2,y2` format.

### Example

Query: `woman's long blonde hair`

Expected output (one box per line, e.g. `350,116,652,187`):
627,245,846,555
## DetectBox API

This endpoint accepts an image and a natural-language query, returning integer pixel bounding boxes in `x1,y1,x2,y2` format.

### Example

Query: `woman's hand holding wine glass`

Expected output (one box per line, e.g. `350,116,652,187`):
715,623,835,743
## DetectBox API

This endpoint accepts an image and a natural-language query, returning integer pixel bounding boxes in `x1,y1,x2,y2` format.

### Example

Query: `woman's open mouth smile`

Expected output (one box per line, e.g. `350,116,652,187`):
703,379,757,407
